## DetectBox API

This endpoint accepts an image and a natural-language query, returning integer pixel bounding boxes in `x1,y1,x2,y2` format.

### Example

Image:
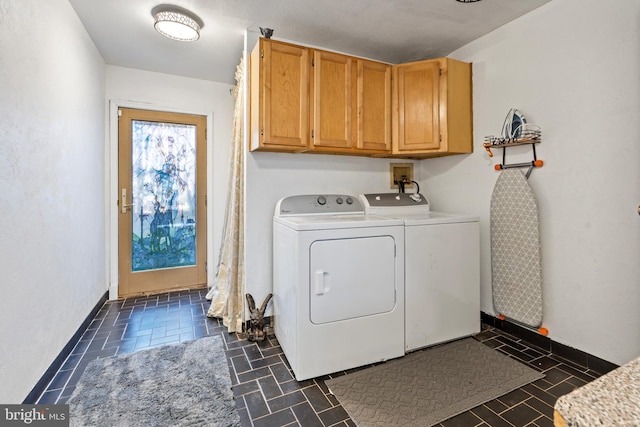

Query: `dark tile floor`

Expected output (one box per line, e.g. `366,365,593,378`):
37,287,606,426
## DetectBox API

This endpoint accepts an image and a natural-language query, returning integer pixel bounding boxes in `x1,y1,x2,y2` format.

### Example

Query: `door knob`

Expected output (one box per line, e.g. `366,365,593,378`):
121,188,136,214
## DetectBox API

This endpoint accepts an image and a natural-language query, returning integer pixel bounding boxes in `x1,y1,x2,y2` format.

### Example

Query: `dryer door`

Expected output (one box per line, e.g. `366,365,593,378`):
309,235,396,324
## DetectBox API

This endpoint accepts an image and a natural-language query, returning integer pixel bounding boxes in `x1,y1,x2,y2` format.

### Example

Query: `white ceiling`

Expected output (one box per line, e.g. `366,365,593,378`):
68,0,551,85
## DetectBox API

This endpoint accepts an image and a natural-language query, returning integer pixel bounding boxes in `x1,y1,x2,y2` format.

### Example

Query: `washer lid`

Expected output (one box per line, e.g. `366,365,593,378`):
274,214,403,231
394,211,480,225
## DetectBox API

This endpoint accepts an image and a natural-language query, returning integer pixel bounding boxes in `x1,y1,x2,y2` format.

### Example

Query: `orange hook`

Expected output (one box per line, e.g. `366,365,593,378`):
483,143,494,158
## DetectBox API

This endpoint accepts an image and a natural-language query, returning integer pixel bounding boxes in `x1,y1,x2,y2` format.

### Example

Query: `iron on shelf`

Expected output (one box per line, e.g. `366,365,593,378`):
483,109,543,178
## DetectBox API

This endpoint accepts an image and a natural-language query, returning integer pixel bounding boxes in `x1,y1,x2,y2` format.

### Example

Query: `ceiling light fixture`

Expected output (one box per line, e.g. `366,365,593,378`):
456,0,482,2
152,5,203,42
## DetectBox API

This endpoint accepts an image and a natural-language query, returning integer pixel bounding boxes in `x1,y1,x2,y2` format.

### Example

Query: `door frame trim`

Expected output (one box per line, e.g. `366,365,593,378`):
107,100,214,300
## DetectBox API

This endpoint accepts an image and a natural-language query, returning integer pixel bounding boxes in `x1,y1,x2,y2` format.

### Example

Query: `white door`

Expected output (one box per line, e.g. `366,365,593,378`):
309,235,397,324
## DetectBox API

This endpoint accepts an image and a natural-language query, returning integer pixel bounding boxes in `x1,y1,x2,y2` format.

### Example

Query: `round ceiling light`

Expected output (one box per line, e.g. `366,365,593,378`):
153,7,202,42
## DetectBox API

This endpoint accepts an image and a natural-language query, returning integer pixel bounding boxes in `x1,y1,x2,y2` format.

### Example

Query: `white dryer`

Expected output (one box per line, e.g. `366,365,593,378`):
360,193,480,352
273,194,405,381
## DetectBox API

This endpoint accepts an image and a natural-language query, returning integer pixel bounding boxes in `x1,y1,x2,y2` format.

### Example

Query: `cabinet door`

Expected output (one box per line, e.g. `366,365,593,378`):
310,50,352,149
250,39,309,151
442,58,473,155
394,60,442,153
357,59,391,152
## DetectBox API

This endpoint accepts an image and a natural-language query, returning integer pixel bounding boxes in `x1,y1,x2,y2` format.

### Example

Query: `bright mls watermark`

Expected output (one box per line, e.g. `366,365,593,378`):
1,405,69,426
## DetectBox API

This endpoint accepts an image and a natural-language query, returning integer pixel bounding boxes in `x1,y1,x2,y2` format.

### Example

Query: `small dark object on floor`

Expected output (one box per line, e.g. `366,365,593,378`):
246,293,272,342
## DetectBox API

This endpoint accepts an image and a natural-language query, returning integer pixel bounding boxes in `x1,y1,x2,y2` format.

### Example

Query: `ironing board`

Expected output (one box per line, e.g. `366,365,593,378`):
490,168,543,328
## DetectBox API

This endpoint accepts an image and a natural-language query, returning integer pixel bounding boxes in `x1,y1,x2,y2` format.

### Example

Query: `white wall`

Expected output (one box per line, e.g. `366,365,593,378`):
423,0,640,365
0,0,106,402
245,152,418,315
105,66,234,291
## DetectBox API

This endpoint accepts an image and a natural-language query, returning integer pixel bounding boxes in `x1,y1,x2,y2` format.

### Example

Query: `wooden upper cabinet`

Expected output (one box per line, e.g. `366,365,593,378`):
309,51,392,155
310,50,353,150
250,39,310,152
249,38,470,158
393,60,441,153
442,58,473,156
357,59,392,152
392,58,473,158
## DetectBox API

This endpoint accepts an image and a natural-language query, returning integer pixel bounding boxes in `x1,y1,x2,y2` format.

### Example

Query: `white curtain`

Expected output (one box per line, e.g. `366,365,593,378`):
206,58,245,333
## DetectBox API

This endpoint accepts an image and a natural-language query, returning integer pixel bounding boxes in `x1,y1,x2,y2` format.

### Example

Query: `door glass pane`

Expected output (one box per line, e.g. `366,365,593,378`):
130,120,197,271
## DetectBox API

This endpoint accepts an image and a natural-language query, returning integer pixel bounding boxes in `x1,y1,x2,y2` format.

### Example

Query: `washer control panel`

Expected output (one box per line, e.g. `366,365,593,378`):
276,194,362,216
361,193,430,207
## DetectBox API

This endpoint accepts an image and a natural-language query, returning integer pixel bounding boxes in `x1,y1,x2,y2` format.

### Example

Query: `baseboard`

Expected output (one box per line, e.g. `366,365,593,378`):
23,291,109,404
481,312,618,375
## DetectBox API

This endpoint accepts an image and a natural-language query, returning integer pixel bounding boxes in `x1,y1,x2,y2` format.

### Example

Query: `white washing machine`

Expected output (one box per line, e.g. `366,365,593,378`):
273,194,405,381
360,193,480,352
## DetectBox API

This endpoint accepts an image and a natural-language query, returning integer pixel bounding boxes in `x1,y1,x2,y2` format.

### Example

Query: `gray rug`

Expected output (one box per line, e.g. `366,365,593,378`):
68,335,240,427
325,338,544,427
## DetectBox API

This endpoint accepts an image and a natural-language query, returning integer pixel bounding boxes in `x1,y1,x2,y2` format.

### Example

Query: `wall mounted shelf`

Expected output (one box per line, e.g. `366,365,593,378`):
484,133,543,178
